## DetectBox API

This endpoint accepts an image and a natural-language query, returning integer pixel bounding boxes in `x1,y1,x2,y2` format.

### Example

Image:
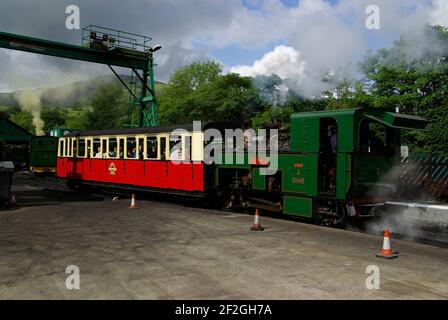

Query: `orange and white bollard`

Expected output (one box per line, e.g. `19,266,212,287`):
251,209,264,231
376,229,399,259
129,194,137,209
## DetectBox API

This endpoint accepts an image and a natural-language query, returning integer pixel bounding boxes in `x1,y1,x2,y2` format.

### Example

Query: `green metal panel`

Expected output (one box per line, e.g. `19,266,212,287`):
336,154,352,200
252,167,266,190
0,31,148,70
364,111,428,130
334,113,355,153
0,116,33,141
290,109,356,153
290,117,319,153
283,196,313,218
280,154,318,196
30,137,58,167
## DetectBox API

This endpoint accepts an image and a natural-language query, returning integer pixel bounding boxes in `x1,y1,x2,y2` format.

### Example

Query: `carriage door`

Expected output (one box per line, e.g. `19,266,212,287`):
318,118,338,195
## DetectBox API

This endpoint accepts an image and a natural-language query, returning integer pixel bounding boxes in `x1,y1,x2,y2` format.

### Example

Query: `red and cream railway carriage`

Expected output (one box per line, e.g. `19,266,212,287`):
56,122,237,196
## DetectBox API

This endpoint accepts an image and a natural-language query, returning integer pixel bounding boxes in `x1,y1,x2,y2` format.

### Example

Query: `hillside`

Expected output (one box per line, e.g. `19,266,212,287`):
0,75,166,107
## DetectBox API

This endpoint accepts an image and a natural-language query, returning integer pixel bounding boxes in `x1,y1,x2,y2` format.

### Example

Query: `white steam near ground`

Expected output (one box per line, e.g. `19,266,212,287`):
362,206,448,246
14,90,44,136
347,162,448,245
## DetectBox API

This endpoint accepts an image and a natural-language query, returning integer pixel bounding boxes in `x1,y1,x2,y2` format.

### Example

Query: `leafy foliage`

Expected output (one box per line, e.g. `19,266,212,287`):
158,62,264,125
1,25,447,156
358,25,448,155
85,83,128,130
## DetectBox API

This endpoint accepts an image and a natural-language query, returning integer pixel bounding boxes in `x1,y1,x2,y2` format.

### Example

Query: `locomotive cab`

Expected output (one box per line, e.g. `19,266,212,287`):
352,110,428,203
289,108,427,224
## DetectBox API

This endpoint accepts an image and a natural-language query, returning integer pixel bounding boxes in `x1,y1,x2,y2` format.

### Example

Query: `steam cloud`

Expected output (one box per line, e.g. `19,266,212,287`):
14,90,45,136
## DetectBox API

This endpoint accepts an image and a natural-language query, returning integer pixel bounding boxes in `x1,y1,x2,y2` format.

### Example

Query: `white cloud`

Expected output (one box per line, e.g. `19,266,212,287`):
227,0,448,97
0,0,447,93
430,0,448,27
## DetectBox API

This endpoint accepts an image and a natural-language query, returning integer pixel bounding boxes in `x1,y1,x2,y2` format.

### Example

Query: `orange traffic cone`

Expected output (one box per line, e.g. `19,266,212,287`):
10,193,16,207
129,194,137,209
251,209,264,231
376,229,399,259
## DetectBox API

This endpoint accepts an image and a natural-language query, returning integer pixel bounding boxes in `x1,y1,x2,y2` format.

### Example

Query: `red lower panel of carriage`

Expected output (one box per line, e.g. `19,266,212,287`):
56,158,205,192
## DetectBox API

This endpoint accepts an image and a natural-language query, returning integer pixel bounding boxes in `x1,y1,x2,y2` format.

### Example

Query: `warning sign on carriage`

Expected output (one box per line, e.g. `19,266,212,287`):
108,162,117,176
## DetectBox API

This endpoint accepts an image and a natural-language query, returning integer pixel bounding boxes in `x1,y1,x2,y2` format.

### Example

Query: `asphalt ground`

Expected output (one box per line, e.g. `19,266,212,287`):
0,173,447,299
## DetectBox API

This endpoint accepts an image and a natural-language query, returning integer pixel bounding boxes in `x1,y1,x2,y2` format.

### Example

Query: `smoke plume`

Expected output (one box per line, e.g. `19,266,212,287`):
14,90,45,136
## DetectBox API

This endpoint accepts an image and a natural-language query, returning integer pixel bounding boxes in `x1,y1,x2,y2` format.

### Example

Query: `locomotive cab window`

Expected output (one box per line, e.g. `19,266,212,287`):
359,120,397,155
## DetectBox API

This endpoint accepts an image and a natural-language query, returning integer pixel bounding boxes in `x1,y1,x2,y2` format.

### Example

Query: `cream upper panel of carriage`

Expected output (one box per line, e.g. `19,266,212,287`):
58,132,204,162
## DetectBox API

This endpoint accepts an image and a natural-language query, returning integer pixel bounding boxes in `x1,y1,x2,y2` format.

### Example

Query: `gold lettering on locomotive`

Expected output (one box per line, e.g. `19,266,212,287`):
108,163,117,176
292,177,305,184
293,164,305,184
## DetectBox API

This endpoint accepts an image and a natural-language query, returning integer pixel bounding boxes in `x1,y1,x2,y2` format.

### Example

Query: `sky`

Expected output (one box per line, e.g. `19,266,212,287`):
0,0,447,94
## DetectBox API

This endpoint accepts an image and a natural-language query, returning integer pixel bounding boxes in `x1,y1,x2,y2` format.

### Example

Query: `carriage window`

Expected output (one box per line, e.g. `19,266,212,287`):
118,138,125,159
73,139,78,157
109,138,118,158
170,135,182,160
126,137,137,159
184,136,192,161
93,139,101,158
86,139,92,158
59,139,64,157
146,137,158,159
160,137,167,160
101,139,108,158
78,139,86,158
66,139,69,157
137,138,144,159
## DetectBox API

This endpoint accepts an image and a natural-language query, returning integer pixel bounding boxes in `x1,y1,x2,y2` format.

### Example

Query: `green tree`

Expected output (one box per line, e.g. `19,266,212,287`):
64,107,90,130
86,83,128,130
158,62,265,125
359,25,448,155
41,107,65,132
